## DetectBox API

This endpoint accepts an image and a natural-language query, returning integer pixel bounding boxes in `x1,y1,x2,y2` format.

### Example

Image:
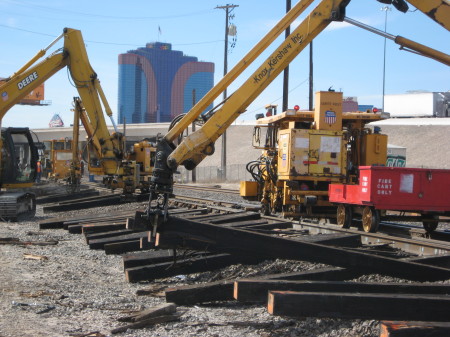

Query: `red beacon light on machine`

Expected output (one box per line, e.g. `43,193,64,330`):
366,107,380,113
286,105,300,116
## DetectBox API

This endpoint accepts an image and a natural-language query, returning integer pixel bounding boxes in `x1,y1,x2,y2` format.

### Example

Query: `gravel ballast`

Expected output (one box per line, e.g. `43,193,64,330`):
1,180,447,336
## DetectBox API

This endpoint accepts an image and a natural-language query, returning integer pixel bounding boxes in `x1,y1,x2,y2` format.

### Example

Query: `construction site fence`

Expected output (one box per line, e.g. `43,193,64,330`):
174,164,252,183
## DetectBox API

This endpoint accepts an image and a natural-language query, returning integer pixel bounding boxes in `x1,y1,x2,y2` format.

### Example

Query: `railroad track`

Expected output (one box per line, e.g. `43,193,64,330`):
38,182,450,247
82,181,240,196
294,218,450,256
38,191,450,261
174,183,240,195
38,200,450,278
173,183,450,243
82,180,122,194
38,181,247,213
36,193,450,327
170,197,450,256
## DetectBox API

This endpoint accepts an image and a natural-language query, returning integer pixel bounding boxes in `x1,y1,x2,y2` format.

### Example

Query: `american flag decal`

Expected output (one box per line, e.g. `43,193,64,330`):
325,110,336,124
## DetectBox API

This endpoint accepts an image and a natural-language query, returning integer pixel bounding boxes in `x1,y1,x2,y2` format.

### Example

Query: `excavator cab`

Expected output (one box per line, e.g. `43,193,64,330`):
1,127,38,187
0,127,38,220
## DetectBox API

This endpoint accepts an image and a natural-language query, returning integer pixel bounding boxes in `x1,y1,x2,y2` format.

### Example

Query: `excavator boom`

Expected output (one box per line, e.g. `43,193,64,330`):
405,0,450,31
164,0,316,143
0,53,66,118
142,0,449,232
166,0,349,171
142,0,351,232
163,0,450,173
0,28,125,178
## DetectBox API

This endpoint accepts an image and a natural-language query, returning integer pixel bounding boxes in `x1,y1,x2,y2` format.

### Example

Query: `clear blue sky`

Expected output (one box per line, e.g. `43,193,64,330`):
1,0,449,129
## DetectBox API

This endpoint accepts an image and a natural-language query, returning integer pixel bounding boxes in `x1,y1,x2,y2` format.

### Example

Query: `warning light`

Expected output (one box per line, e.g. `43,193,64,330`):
294,105,300,111
372,107,379,113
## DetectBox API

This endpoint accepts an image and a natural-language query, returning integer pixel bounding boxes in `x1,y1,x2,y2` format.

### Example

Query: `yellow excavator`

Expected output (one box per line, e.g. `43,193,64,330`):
0,28,155,219
134,0,449,232
72,97,156,195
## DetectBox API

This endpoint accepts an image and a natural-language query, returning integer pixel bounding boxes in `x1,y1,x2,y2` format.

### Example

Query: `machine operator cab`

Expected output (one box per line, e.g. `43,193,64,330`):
0,127,38,188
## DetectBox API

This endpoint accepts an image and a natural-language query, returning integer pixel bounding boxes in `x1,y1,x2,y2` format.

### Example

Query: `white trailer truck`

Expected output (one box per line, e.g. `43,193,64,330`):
385,92,450,118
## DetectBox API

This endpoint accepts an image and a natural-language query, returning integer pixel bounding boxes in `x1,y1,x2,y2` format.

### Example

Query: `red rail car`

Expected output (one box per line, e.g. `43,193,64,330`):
329,166,450,232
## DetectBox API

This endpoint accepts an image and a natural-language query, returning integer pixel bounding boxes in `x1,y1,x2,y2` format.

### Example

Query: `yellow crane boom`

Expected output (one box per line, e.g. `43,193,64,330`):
143,0,450,231
0,28,123,176
399,0,450,31
165,0,349,171
143,0,351,230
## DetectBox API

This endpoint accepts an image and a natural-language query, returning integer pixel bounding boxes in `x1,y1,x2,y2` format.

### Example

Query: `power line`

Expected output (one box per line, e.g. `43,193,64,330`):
0,23,55,37
4,0,213,20
0,24,222,47
174,40,223,46
242,77,309,117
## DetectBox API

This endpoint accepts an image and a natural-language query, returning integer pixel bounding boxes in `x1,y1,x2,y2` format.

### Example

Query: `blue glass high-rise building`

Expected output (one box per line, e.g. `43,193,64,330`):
118,42,214,124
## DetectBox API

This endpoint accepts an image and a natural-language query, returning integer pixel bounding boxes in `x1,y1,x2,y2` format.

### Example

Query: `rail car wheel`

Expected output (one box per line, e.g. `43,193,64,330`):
337,204,352,228
362,206,380,233
422,214,439,233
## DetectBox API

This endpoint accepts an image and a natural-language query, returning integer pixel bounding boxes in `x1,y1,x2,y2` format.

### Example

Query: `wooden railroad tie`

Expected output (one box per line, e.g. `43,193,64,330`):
234,280,450,304
164,267,361,305
380,321,450,337
267,289,450,322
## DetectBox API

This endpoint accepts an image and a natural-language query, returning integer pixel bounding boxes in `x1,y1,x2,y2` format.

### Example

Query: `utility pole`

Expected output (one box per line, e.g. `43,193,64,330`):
309,41,314,111
381,6,391,112
191,89,196,183
216,4,238,182
282,0,291,112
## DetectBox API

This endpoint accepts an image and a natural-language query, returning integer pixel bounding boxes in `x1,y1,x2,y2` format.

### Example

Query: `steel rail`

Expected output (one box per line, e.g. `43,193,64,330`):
174,183,240,195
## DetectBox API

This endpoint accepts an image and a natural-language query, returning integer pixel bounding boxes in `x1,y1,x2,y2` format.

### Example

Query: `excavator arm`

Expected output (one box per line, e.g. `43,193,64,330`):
144,0,449,231
74,97,104,165
0,28,123,177
0,53,66,118
143,0,351,230
400,0,450,31
377,1,450,30
62,29,124,172
164,0,349,171
161,0,449,174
